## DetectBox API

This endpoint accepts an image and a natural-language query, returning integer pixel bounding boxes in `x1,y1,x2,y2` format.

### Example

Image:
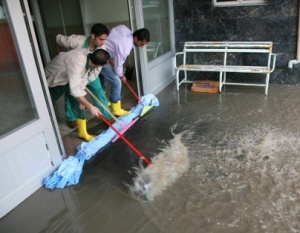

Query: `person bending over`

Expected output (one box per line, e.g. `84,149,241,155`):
100,25,150,116
56,23,110,128
45,48,110,141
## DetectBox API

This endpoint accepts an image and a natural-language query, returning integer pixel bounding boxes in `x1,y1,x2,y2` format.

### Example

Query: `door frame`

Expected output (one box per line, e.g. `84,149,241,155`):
22,0,65,156
29,0,51,63
0,0,64,218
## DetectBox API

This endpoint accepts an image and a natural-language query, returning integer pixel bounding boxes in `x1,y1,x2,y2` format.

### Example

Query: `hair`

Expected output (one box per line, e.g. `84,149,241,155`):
90,23,109,37
133,28,150,42
90,49,110,66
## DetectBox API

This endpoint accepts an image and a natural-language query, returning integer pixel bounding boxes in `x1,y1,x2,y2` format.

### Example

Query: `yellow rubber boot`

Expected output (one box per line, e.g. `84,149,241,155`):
77,119,95,141
111,101,129,116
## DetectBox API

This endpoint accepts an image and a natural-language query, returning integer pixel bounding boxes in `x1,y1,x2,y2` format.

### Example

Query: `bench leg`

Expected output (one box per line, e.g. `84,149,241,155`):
265,73,270,95
219,71,223,92
176,70,180,90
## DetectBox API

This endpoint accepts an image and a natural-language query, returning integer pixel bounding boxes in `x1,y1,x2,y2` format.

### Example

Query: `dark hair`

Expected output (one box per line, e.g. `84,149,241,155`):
90,49,110,66
133,28,150,42
91,23,109,37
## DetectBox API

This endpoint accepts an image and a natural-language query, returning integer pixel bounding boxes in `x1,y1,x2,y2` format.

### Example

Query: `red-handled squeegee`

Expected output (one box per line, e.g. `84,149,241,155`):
124,81,153,117
97,113,152,165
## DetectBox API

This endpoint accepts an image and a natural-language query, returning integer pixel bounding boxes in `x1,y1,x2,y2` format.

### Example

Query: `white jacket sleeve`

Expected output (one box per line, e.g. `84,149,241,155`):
87,66,102,83
56,34,87,50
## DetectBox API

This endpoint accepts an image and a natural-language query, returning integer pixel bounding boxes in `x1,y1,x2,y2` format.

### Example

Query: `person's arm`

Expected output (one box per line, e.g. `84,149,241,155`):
67,54,101,116
108,58,114,67
113,53,128,82
76,96,101,116
120,75,127,83
56,34,86,50
87,66,103,83
56,43,63,54
113,54,125,77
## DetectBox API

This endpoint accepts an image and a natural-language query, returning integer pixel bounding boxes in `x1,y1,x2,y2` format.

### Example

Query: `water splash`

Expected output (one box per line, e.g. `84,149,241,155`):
129,127,190,201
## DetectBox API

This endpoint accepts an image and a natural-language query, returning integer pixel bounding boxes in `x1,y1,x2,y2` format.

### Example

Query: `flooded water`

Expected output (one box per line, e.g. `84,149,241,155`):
132,85,300,233
1,84,300,233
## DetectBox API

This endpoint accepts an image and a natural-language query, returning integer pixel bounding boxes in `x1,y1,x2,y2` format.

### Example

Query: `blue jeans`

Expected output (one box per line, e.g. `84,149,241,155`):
100,63,122,103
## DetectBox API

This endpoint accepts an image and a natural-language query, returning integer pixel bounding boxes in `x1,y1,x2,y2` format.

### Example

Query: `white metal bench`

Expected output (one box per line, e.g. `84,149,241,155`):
174,41,277,95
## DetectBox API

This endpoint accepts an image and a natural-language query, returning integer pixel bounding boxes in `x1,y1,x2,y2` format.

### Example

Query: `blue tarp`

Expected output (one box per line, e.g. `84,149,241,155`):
44,94,159,189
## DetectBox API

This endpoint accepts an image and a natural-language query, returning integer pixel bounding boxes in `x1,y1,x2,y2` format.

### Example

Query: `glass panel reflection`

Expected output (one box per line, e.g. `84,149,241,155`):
0,1,37,138
37,0,84,59
142,0,171,62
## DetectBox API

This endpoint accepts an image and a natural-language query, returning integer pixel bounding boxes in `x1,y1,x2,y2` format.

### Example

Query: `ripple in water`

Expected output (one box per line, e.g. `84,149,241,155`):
138,124,300,233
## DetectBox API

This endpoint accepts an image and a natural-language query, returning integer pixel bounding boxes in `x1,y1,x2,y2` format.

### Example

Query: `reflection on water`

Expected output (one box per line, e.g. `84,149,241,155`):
138,85,300,233
142,126,300,232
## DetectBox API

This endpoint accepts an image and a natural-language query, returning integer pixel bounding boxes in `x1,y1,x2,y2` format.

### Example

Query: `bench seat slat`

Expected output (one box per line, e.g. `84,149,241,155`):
185,41,273,48
177,65,270,73
184,48,271,53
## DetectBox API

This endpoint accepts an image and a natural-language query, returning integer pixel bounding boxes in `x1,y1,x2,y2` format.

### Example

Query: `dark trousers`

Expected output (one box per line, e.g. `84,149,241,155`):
49,84,85,120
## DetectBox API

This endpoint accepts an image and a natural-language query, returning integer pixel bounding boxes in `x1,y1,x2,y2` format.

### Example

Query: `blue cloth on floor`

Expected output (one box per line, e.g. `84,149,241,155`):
44,94,159,189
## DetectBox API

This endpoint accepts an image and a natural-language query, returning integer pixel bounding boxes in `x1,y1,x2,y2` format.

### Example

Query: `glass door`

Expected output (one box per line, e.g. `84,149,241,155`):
0,0,63,218
131,0,175,95
31,0,85,64
143,0,171,62
0,11,37,137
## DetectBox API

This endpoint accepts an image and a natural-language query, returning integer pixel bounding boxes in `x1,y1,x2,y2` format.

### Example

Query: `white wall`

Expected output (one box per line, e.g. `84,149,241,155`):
83,0,129,26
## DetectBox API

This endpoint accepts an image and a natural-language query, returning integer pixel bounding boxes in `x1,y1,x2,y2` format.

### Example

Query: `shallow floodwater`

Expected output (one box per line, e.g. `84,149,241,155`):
1,84,300,233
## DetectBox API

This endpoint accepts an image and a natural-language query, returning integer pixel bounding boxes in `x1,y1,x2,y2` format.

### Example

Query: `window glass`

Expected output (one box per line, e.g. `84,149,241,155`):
37,0,84,59
0,1,37,138
142,0,171,62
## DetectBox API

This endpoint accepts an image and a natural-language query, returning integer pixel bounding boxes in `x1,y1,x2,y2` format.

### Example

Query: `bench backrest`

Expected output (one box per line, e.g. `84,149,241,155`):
182,41,273,67
184,41,273,53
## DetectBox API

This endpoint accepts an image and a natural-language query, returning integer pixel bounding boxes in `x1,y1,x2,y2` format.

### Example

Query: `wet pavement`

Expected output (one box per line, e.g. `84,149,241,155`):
1,82,300,233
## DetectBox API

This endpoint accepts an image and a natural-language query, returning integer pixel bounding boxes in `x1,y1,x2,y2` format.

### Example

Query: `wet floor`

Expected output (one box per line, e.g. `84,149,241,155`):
1,83,300,233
